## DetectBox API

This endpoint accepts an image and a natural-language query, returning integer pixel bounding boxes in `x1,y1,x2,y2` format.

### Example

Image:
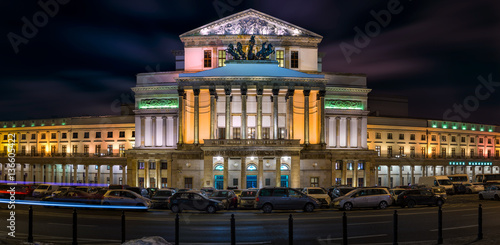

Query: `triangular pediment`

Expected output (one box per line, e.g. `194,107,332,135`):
180,9,322,38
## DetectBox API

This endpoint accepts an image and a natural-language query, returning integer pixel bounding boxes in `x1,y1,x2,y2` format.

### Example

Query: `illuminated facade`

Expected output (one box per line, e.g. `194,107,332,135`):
2,9,499,189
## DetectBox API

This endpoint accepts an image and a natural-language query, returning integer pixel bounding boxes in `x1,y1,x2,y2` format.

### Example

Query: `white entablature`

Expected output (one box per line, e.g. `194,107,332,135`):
180,8,322,38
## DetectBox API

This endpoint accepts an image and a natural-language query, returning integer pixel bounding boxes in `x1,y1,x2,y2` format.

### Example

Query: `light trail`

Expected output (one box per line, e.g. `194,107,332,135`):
0,199,147,210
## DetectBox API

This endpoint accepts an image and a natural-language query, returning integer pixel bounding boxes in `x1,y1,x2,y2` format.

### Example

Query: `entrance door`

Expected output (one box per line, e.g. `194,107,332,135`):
214,175,224,190
246,175,257,188
281,175,289,187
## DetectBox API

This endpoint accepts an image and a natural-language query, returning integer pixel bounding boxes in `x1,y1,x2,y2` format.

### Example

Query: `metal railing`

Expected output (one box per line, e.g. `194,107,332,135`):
204,139,301,146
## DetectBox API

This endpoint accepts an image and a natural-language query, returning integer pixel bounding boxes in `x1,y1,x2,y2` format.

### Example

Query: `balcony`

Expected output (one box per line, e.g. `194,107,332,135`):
203,139,301,147
1,153,125,158
377,153,500,160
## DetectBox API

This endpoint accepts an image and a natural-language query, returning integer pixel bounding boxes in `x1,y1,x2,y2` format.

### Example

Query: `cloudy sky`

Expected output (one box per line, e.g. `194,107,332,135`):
1,0,499,124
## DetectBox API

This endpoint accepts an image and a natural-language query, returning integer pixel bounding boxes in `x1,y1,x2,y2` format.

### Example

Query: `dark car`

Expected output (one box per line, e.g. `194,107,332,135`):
255,187,321,213
209,190,238,209
168,191,224,213
398,189,446,208
331,186,357,199
0,184,30,200
147,188,158,197
41,190,100,205
109,185,130,190
239,190,258,209
126,187,150,198
151,189,175,209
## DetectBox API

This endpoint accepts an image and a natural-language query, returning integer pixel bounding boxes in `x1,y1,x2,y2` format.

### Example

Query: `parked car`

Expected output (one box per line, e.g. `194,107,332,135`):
302,187,331,208
108,185,130,190
209,190,238,209
0,184,30,200
146,188,158,197
200,187,215,195
418,176,454,195
398,189,446,208
464,183,484,194
42,190,101,205
389,188,407,205
151,189,175,209
32,184,60,198
51,186,74,197
478,185,500,200
255,187,320,213
102,190,151,208
333,187,392,211
331,186,356,199
452,184,467,195
239,189,258,209
168,191,224,213
126,187,150,198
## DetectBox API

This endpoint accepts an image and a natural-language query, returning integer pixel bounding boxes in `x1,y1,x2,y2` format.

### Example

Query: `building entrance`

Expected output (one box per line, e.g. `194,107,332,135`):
215,175,224,189
281,175,289,187
247,175,257,188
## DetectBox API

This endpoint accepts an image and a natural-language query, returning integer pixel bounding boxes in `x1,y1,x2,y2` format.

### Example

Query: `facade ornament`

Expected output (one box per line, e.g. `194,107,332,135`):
226,35,275,60
139,99,178,109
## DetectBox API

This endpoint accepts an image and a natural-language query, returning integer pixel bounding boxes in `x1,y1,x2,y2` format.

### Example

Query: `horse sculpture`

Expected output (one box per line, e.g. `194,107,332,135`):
256,42,275,60
247,35,256,60
236,42,246,60
225,43,240,60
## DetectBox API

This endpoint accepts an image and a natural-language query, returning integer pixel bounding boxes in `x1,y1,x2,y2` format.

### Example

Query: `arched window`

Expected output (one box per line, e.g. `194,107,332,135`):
280,163,290,171
247,164,257,171
214,164,224,171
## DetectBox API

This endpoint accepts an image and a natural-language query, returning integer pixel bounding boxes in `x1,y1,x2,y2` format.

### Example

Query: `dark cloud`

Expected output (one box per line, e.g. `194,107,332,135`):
0,0,499,125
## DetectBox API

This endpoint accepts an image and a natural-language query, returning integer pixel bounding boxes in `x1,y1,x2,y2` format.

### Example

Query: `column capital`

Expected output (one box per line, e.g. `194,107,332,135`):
318,90,326,97
257,86,264,96
224,85,231,95
151,116,156,120
193,88,200,96
177,88,185,96
303,89,311,96
272,88,280,96
240,84,247,95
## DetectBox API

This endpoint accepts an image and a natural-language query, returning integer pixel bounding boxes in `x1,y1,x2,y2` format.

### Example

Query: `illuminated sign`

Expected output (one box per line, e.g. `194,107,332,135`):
449,161,493,166
325,100,363,110
139,98,178,109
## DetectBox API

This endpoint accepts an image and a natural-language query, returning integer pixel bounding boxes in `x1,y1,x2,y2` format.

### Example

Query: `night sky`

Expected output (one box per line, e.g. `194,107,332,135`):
1,0,499,125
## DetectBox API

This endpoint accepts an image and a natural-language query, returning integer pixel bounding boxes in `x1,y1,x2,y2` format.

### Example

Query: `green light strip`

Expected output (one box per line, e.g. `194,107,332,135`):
139,98,179,109
325,100,363,110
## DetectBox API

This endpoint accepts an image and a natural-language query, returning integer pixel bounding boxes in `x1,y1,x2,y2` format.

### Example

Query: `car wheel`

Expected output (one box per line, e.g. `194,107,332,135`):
343,202,353,211
479,194,484,200
262,203,273,213
171,205,181,213
379,201,388,210
304,203,315,212
436,199,444,207
407,200,416,208
206,205,216,214
495,195,500,201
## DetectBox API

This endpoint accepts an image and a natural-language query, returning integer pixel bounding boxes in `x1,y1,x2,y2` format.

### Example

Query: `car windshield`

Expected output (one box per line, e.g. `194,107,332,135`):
438,180,452,185
392,190,405,195
344,189,358,196
241,191,257,197
37,185,49,190
308,189,326,194
155,191,172,197
340,188,355,195
211,191,229,197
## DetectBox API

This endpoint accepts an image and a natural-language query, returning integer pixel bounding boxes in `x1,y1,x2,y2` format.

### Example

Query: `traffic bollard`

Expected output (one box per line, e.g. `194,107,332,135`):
478,204,483,240
393,210,398,245
72,208,77,245
175,214,179,245
343,212,348,245
288,214,293,245
438,205,443,244
121,211,126,243
231,214,236,245
28,205,33,243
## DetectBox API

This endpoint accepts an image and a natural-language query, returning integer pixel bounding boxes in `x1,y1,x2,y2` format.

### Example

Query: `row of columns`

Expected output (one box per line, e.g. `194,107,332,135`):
179,87,326,144
327,116,367,149
136,115,178,148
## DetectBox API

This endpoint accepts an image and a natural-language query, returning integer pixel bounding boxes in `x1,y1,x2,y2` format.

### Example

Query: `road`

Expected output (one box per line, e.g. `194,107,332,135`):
1,195,500,244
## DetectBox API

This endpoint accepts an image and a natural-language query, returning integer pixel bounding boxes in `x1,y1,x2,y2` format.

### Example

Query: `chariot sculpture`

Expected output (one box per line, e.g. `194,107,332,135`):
225,35,275,60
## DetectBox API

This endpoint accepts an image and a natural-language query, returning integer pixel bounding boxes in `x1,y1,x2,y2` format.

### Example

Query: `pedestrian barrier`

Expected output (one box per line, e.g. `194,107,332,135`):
25,205,487,244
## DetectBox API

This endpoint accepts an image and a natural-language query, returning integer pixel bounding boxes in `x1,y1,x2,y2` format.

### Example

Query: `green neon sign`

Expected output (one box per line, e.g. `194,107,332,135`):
325,100,363,110
139,98,179,109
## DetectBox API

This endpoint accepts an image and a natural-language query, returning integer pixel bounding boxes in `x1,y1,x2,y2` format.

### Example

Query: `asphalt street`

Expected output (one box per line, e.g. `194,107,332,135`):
1,195,499,244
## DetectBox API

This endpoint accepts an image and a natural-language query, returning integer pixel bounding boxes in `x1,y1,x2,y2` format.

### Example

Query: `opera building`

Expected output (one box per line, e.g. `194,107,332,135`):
1,9,499,190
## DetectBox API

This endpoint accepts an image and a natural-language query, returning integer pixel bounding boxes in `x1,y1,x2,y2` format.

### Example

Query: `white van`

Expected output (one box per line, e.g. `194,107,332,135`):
32,184,60,197
447,174,469,184
418,176,454,194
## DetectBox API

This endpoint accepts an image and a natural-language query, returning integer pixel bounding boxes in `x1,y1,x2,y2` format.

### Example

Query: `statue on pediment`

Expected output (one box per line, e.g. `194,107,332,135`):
236,42,246,60
247,35,256,60
256,42,275,60
226,44,241,60
226,35,274,60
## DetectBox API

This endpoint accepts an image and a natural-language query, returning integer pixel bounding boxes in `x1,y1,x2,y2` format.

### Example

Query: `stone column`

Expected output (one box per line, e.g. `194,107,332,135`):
303,89,310,145
387,165,392,187
241,86,247,139
167,158,174,188
290,155,300,188
224,86,231,140
410,165,415,185
210,87,217,139
374,166,379,185
62,164,66,184
287,89,294,139
52,164,56,183
97,165,101,184
352,162,358,187
275,156,281,187
434,165,437,176
122,165,126,185
258,157,264,188
145,161,150,188
240,157,246,189
20,164,24,183
272,88,279,139
256,87,263,140
110,165,114,185
399,165,403,186
319,90,326,145
156,160,161,188
151,116,156,146
194,88,200,144
73,164,77,184
177,88,185,144
85,165,89,184
224,157,229,189
162,116,167,147
346,117,351,148
135,116,142,147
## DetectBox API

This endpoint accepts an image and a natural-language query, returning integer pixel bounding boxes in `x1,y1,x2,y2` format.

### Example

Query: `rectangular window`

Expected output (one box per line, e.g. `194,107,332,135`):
31,134,36,140
387,133,393,140
470,137,475,143
138,161,145,170
51,133,56,139
279,128,286,139
399,134,404,140
204,50,212,68
119,131,125,138
21,134,26,140
410,134,415,140
62,133,67,139
347,162,353,170
470,149,474,157
84,132,89,139
218,128,226,139
421,134,426,141
95,145,101,155
248,128,255,139
451,148,456,157
410,146,415,157
161,161,168,169
41,133,46,140
62,145,66,156
149,161,156,170
367,132,370,139
421,147,426,157
375,146,381,156
262,128,270,139
96,132,101,138
479,149,483,157
31,146,36,155
119,145,125,157
132,131,135,137
218,50,226,67
21,146,26,155
399,146,404,155
265,178,271,186
451,136,456,142
441,148,446,157
358,162,364,170
387,146,393,157
441,136,446,142
184,178,193,189
496,139,499,145
107,165,110,170
161,178,168,188
233,127,241,139
232,178,238,186
290,51,298,68
72,145,78,154
488,139,492,144
432,135,436,141
335,161,342,170
310,177,319,187
376,133,381,139
73,132,78,139
461,148,466,157
107,145,113,155
276,50,284,67
479,138,484,144
487,150,491,158
107,132,113,138
496,150,499,158
461,137,466,143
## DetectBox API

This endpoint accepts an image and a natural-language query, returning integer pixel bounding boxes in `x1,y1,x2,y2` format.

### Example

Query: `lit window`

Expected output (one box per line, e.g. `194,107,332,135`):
290,51,298,68
387,133,393,140
310,177,319,187
107,132,113,138
218,50,226,67
204,50,212,68
276,50,284,67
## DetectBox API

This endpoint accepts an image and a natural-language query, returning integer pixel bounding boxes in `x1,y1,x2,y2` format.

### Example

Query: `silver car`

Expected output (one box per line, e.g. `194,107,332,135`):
102,190,152,208
333,187,393,211
255,187,321,213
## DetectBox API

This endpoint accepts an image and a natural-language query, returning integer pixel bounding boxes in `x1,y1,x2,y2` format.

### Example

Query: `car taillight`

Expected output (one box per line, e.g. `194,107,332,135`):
256,197,259,202
403,196,407,199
